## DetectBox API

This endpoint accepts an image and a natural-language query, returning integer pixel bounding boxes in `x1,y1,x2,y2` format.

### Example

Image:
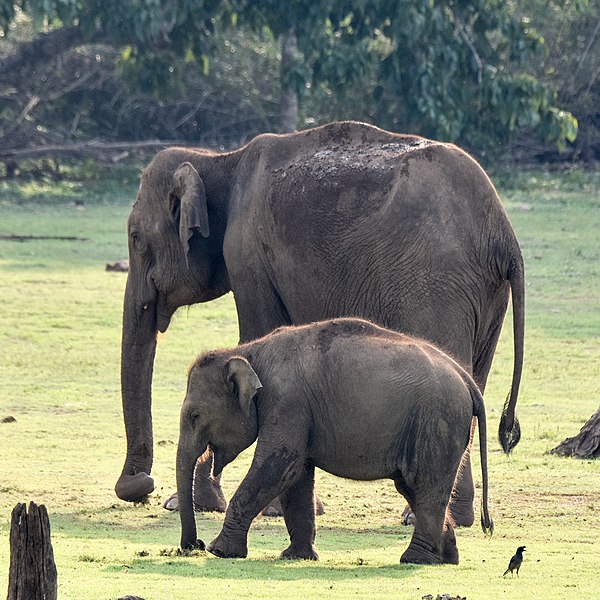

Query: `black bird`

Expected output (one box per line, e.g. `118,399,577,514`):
503,546,526,576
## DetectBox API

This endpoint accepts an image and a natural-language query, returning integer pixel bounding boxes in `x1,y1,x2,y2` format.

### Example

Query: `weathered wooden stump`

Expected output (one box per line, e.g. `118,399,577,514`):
552,405,600,458
7,502,57,600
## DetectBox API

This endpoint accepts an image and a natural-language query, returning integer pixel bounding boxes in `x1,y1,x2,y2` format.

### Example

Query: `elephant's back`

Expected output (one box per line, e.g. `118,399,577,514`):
234,123,518,367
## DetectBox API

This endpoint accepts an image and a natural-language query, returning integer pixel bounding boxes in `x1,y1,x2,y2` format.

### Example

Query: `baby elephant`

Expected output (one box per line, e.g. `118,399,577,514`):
177,318,493,564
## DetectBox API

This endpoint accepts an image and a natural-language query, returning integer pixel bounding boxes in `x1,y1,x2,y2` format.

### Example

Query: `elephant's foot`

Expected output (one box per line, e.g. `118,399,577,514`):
261,495,283,517
401,504,416,526
115,472,155,502
315,494,325,516
194,476,227,512
400,540,442,565
162,492,179,511
447,497,474,528
280,544,319,561
262,494,325,517
162,479,227,513
181,538,206,552
401,528,459,565
207,532,247,559
440,525,459,565
400,547,441,565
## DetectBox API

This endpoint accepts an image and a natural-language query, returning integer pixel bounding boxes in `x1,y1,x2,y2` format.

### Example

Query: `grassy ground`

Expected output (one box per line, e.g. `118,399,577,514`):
0,166,598,599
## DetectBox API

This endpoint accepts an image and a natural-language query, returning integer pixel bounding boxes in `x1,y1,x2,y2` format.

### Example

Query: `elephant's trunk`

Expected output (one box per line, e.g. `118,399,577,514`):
177,442,202,550
115,275,159,502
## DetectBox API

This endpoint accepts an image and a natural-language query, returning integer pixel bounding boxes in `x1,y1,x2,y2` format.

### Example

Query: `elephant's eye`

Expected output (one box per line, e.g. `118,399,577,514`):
130,231,144,253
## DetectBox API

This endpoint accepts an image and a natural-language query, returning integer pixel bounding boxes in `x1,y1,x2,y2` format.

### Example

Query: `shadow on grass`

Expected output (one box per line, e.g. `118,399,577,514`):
49,504,415,554
100,554,423,581
44,505,422,564
47,505,425,583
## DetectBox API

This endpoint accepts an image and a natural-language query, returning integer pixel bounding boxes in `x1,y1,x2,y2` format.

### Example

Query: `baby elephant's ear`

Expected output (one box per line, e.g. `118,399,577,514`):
225,356,263,416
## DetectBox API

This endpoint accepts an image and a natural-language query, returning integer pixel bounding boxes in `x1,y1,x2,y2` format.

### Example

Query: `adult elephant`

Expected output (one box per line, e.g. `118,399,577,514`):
116,121,524,527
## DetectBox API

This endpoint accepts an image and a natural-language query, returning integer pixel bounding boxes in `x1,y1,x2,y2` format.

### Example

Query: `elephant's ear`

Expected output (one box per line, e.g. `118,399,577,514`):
224,356,263,416
171,162,210,260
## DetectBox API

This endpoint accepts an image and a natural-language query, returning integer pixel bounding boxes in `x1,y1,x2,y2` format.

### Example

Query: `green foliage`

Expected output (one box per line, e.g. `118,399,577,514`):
363,1,577,150
508,0,599,160
118,48,187,99
0,0,586,155
0,18,280,152
0,168,599,598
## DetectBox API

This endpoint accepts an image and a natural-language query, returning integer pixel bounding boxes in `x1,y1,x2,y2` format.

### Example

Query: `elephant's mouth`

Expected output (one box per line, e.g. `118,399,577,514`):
156,294,177,333
211,445,227,478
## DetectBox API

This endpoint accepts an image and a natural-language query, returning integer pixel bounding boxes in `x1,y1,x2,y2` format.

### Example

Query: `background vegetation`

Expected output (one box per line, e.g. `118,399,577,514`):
0,168,598,599
1,0,598,169
1,1,598,598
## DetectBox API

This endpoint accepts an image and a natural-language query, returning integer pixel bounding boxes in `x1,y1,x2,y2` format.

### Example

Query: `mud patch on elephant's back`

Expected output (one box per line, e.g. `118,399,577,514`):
286,139,436,195
267,135,438,212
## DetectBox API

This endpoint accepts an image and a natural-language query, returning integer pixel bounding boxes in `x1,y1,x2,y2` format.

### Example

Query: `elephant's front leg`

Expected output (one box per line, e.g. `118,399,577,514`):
280,463,319,560
162,448,227,513
207,443,306,559
193,449,227,512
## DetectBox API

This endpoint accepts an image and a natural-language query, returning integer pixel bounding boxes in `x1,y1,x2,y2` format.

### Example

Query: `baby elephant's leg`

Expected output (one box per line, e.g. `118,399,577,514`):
400,497,454,565
397,464,460,565
280,463,319,560
208,444,306,559
404,513,459,565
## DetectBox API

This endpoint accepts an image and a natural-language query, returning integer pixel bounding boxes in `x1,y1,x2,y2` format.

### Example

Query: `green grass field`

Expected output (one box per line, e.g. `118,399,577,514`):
0,166,598,599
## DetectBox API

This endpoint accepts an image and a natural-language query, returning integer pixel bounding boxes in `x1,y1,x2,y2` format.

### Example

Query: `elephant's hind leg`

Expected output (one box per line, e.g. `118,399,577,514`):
400,499,458,565
279,463,319,560
396,464,460,565
447,434,475,528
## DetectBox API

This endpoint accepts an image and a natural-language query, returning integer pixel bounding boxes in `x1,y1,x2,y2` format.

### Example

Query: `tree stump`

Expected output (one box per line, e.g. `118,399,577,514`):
551,405,600,459
7,502,57,600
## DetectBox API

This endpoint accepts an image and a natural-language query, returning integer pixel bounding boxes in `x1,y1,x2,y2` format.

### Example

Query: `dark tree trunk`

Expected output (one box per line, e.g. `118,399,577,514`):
279,26,299,133
7,502,57,600
552,405,600,458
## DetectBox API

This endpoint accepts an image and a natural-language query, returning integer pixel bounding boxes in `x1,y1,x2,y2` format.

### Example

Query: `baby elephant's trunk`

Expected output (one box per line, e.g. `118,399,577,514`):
176,443,201,549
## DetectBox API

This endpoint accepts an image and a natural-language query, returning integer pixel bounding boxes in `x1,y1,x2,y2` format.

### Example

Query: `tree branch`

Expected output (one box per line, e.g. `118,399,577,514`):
574,17,600,83
455,18,483,85
0,139,187,161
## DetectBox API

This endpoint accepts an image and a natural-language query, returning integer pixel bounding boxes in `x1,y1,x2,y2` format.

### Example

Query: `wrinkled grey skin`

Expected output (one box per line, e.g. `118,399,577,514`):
177,319,494,564
117,121,524,526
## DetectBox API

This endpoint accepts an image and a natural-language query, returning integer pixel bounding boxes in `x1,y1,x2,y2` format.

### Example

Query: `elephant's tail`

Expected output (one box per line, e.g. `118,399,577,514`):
469,378,494,537
498,254,525,454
